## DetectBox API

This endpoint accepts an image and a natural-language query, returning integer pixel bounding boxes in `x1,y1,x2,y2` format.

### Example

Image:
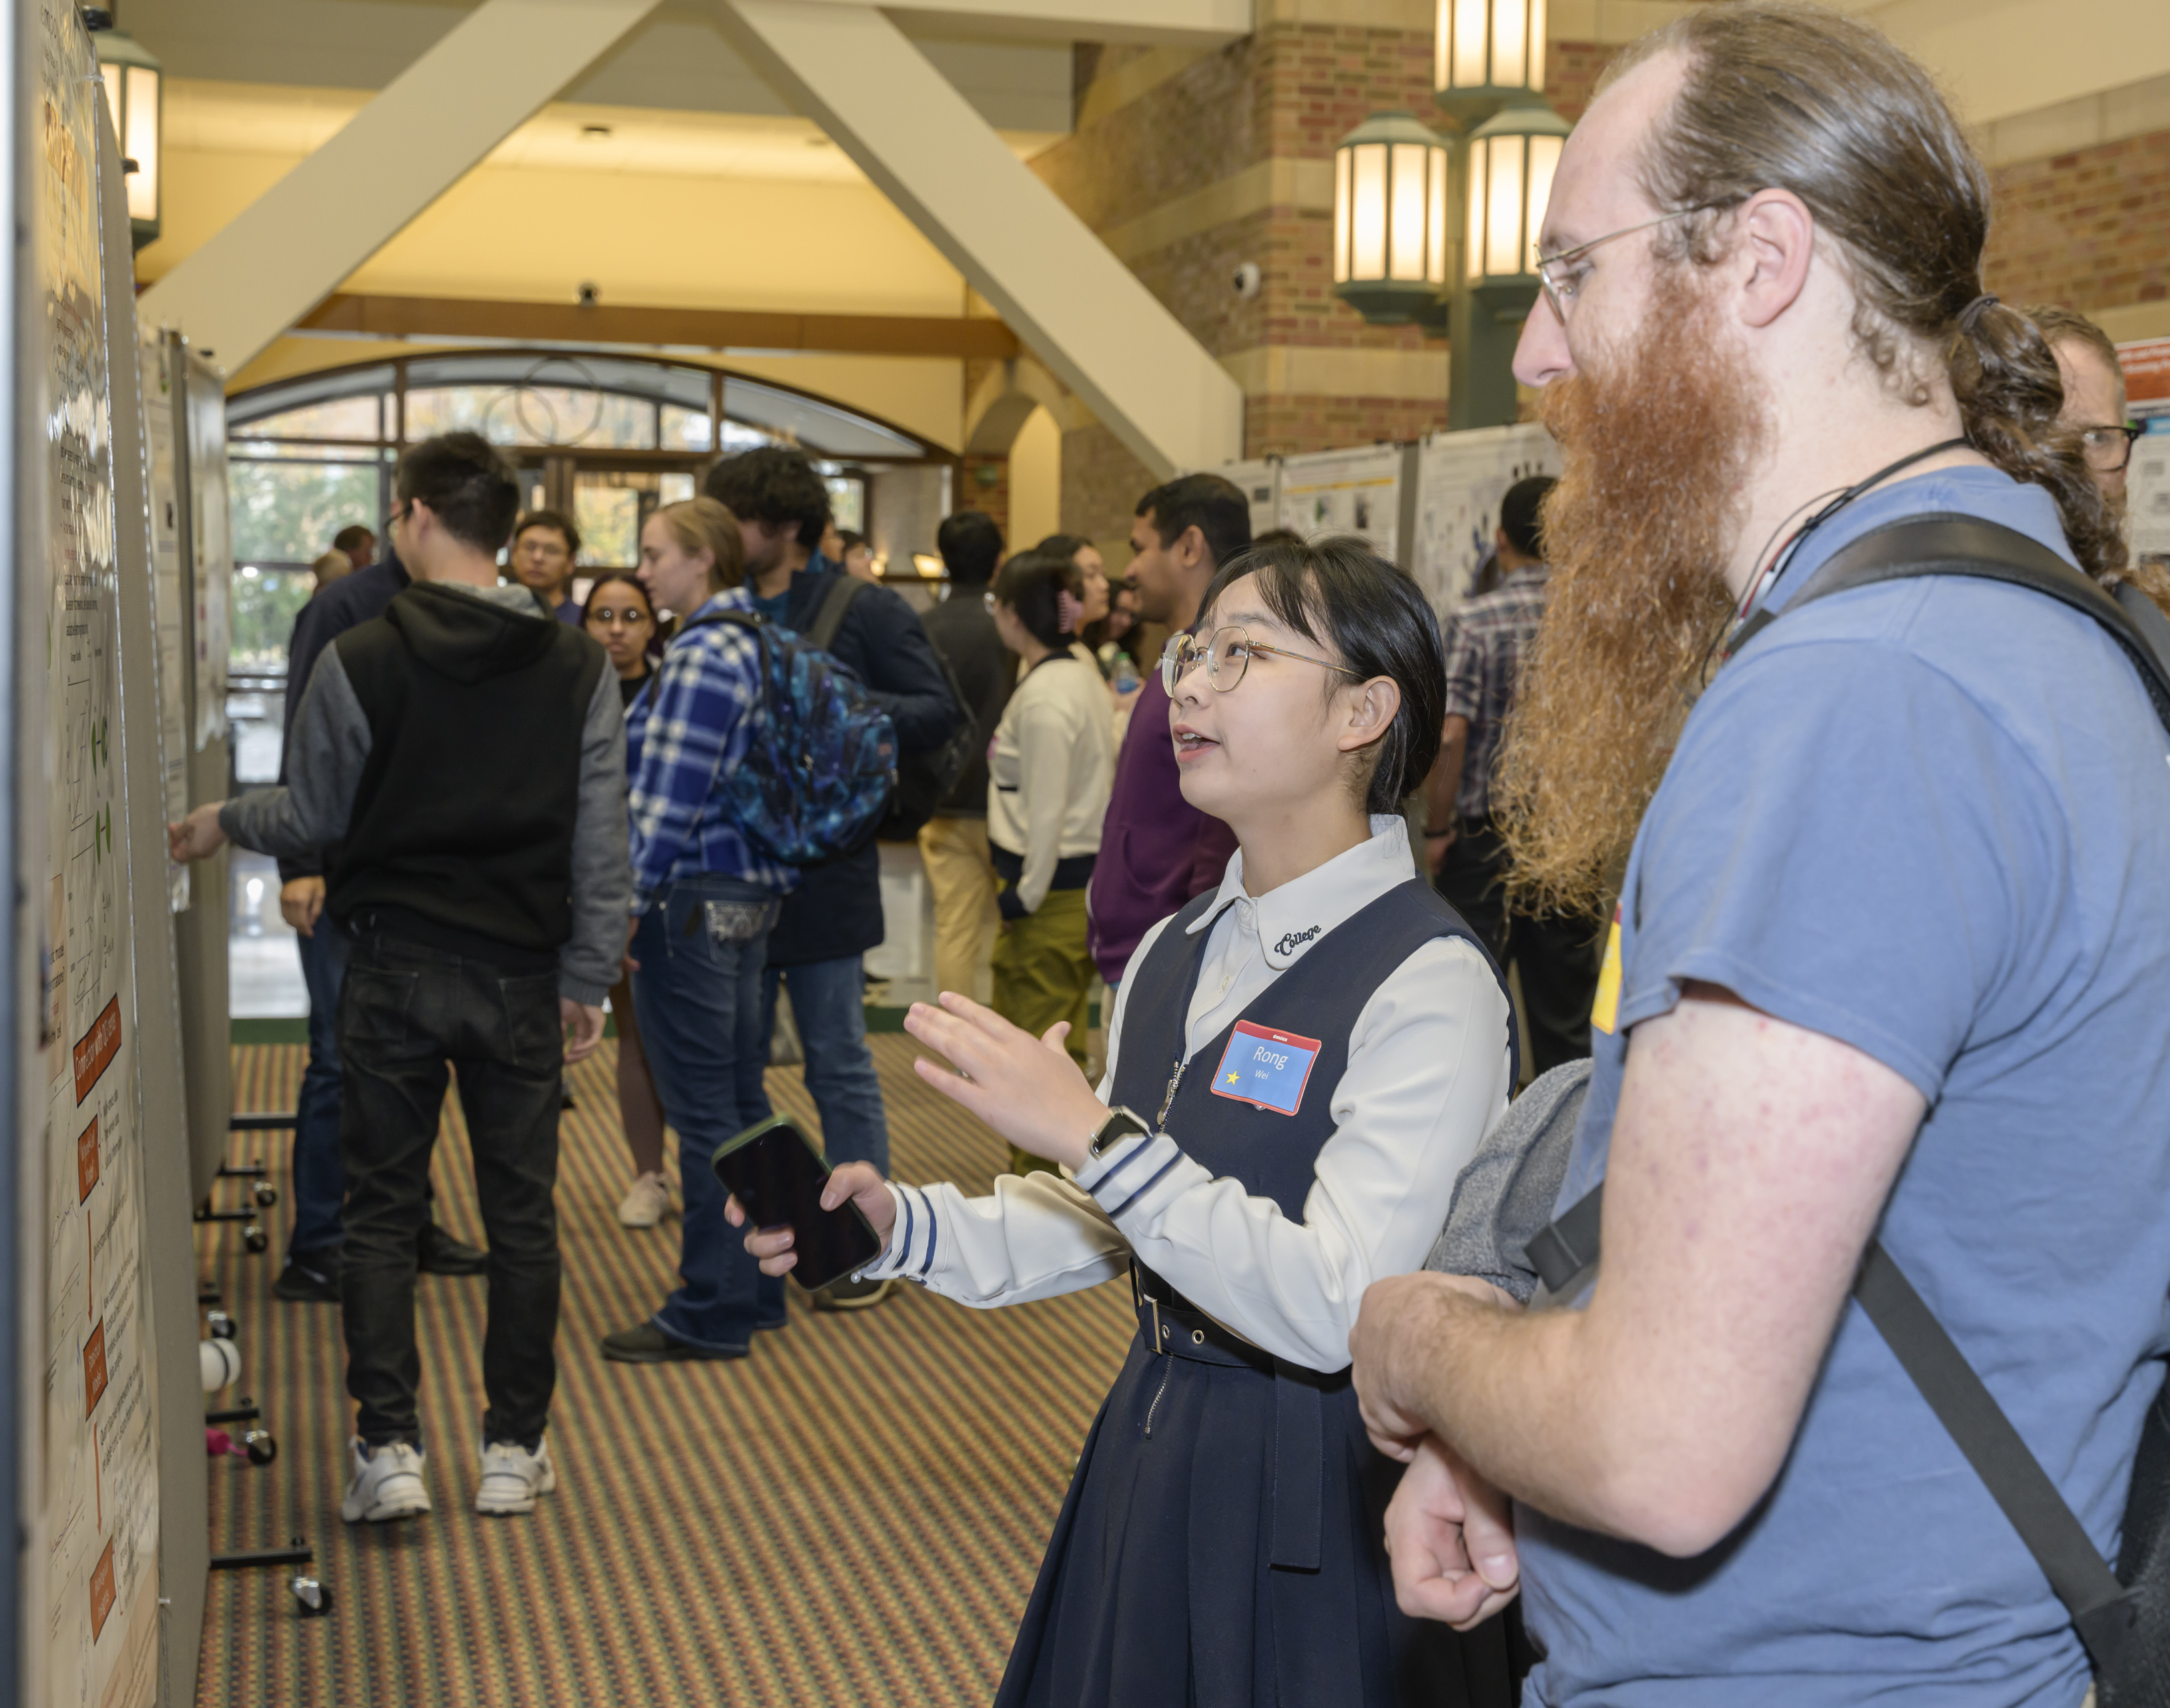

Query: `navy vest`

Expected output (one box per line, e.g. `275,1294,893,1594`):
1110,875,1517,1216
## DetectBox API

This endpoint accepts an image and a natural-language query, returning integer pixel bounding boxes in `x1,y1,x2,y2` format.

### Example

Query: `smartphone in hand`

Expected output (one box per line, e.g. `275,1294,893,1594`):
711,1114,882,1292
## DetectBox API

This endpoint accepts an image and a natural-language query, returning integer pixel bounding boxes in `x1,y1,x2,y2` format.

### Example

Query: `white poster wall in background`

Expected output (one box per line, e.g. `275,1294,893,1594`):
2117,338,2170,562
1276,444,1407,562
1409,423,1561,622
187,373,230,750
1216,457,1281,540
137,341,188,910
40,4,164,1704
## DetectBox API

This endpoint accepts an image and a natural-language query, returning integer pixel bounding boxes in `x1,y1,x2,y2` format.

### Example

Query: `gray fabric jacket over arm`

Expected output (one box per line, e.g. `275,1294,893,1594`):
219,641,633,1005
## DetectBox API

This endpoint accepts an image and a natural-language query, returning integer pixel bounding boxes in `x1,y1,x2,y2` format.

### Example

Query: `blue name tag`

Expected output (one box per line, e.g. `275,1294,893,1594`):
1208,1021,1324,1118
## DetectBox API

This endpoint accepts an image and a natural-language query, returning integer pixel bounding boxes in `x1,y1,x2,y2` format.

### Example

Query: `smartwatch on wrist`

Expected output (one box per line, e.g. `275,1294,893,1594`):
1088,1106,1152,1160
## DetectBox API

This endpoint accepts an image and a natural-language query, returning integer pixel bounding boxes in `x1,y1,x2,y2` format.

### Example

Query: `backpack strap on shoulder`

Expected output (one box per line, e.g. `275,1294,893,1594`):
1726,512,2170,736
807,574,865,651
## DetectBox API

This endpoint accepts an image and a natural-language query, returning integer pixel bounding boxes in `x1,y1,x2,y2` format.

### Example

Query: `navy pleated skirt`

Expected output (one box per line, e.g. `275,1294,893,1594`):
995,1331,1517,1708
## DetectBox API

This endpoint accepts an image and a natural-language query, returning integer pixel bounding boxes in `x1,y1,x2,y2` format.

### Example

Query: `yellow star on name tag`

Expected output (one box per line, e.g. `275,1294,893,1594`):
1225,1072,1240,1084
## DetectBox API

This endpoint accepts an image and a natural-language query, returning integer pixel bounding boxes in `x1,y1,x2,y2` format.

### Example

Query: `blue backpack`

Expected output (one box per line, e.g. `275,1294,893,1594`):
677,600,896,865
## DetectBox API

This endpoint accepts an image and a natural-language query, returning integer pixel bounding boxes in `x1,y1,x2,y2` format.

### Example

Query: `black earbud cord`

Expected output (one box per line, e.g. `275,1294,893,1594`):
1694,435,1972,685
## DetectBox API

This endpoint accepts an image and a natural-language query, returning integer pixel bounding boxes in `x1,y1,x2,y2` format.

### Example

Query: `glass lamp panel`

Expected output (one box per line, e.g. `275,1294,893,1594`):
1530,0,1549,90
1466,138,1487,282
123,65,158,224
1334,148,1353,284
1526,134,1564,271
1493,0,1527,88
1351,143,1389,281
1427,146,1448,284
1434,1,1451,91
1389,143,1429,281
1453,0,1487,89
1485,135,1524,277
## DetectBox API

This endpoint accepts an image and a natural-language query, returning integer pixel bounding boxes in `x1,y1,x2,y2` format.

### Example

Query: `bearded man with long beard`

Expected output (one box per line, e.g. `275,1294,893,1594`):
1346,5,2170,1706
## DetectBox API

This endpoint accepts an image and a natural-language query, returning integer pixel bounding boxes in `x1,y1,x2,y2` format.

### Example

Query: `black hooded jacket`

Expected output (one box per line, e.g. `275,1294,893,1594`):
330,582,607,966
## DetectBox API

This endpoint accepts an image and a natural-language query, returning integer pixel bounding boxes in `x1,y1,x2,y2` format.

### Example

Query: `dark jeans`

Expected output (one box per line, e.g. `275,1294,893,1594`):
632,877,784,1352
1435,817,1604,1080
339,931,563,1448
760,953,889,1178
292,916,352,1257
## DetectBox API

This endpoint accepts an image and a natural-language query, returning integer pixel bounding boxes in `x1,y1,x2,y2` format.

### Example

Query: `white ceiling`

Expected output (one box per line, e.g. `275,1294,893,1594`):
120,0,1078,133
165,80,1062,182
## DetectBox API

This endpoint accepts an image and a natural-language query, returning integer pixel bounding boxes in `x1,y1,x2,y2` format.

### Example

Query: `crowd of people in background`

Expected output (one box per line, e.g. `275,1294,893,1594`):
157,8,2170,1684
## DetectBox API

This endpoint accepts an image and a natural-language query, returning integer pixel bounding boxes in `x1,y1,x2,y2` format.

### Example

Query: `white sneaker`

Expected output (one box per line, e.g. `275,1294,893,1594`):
476,1437,557,1517
340,1438,431,1523
617,1171,670,1228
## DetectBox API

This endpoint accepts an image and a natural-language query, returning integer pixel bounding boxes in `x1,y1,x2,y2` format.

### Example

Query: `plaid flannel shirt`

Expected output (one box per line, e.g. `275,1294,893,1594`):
625,588,797,905
1440,562,1550,822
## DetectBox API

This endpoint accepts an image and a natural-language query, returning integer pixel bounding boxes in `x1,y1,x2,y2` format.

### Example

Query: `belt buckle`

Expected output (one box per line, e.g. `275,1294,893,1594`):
1134,1269,1167,1356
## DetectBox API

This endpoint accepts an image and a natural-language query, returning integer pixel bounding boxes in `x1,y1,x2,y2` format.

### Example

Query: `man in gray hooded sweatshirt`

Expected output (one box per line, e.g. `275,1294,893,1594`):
170,431,629,1527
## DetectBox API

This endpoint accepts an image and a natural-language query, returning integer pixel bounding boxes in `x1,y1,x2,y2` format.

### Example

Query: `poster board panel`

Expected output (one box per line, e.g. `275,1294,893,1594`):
1275,445,1409,564
2118,338,2170,562
37,9,165,1705
1214,458,1281,540
1409,423,1561,622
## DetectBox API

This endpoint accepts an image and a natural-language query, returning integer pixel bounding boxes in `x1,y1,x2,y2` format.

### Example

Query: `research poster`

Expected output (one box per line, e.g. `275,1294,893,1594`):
137,341,188,909
2118,337,2170,562
1215,457,1281,540
39,3,164,1703
1276,444,1407,562
1408,422,1561,622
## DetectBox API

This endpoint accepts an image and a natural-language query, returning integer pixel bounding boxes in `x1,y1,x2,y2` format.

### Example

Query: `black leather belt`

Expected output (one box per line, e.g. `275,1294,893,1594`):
1131,1262,1325,1571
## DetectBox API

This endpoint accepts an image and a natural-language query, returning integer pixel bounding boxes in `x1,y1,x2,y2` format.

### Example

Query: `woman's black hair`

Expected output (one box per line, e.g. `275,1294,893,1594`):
1195,534,1445,815
992,550,1078,652
1034,532,1093,563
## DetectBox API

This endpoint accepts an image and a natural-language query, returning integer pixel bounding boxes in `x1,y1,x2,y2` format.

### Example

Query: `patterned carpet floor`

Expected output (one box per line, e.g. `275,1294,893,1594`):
196,1035,1133,1707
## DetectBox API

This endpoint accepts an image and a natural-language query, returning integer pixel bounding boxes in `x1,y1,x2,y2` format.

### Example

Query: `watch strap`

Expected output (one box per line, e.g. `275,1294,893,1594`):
1089,1106,1152,1159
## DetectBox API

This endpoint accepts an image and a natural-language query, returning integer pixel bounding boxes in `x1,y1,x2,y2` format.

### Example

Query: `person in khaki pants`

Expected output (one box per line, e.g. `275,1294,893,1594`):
919,817,1001,1004
917,509,1014,1005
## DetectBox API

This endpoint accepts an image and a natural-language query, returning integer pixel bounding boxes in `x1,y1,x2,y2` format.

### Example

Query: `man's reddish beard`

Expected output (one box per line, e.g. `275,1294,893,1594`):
1493,268,1768,920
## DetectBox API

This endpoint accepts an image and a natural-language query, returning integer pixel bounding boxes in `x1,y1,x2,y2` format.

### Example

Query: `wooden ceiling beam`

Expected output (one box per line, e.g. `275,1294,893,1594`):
292,292,1020,358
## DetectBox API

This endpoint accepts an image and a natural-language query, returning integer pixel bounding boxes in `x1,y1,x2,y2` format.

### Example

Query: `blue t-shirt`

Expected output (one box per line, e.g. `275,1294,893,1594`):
1519,468,2170,1707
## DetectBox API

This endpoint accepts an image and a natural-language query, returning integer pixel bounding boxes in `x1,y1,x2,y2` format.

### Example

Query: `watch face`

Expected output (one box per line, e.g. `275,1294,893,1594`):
1094,1110,1146,1156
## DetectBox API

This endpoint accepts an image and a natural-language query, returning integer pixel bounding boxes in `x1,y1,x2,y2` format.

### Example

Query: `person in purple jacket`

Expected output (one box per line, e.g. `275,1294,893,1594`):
1086,474,1249,989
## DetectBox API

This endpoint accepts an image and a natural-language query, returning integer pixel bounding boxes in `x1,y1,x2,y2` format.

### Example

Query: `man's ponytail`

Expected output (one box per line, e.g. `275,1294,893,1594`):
1949,298,2129,586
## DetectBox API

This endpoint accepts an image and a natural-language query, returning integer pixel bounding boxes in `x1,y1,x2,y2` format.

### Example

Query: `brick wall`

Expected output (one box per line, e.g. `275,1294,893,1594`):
1982,127,2170,316
1032,27,1618,530
957,454,1010,542
1036,24,2169,538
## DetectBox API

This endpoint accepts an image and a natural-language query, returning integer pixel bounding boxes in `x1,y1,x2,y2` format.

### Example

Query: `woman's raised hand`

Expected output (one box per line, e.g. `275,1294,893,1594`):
727,1160,896,1276
903,991,1110,1173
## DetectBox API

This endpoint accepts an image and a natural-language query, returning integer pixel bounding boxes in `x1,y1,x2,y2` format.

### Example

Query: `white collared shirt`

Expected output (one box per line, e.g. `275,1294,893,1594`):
861,817,1515,1372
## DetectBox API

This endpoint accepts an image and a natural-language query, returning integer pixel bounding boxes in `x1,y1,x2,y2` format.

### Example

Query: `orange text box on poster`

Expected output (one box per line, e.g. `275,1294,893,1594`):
71,995,119,1106
2119,337,2170,407
76,1115,98,1202
81,1319,106,1417
87,1537,115,1641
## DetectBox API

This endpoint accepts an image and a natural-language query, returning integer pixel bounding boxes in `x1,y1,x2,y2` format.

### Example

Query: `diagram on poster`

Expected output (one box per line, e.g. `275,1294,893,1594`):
1276,445,1408,562
1409,423,1561,621
39,6,163,1704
